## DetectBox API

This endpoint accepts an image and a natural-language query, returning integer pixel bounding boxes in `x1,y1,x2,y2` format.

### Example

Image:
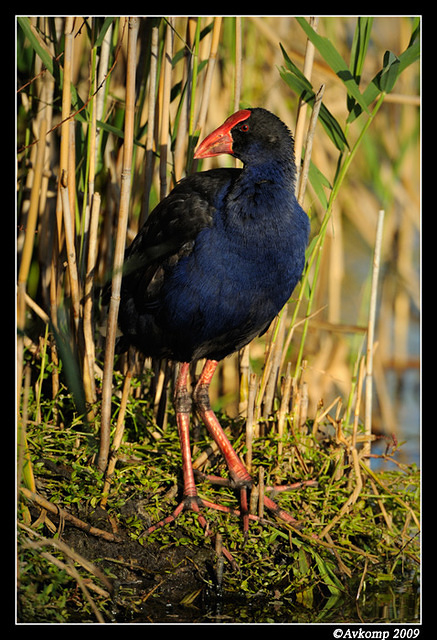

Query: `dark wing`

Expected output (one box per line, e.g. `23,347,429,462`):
119,168,240,313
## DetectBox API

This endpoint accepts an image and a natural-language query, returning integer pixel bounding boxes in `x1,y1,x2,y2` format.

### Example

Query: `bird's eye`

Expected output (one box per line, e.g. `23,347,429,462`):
239,123,249,132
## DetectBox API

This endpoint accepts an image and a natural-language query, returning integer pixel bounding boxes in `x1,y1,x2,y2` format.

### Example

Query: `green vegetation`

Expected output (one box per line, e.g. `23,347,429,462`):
18,369,419,622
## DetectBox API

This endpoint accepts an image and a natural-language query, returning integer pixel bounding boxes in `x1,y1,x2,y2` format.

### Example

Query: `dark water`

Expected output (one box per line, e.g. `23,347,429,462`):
110,577,420,624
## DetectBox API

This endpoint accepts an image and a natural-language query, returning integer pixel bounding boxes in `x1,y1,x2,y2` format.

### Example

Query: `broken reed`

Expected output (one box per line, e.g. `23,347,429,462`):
17,17,420,484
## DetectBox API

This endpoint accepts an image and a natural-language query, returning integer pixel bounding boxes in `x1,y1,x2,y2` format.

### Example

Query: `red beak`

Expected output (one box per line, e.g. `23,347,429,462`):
194,109,251,159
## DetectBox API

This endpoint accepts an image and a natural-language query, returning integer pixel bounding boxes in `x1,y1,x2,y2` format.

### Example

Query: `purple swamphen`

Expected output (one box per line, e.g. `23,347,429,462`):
117,108,310,556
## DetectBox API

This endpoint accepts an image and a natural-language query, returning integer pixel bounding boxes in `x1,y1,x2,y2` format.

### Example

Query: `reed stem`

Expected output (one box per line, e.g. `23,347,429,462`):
159,18,174,200
99,17,139,473
364,209,385,462
294,16,318,179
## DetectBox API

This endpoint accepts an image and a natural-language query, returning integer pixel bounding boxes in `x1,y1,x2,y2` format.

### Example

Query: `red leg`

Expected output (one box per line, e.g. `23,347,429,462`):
147,359,308,559
147,363,209,534
193,360,252,534
146,362,238,568
173,363,198,500
193,359,304,531
194,360,252,488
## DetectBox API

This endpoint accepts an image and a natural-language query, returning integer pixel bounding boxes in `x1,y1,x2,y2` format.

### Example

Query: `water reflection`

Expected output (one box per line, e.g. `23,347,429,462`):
117,581,420,624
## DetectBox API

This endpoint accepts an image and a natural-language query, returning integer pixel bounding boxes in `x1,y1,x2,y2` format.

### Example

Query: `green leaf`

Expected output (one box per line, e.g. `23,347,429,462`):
280,43,349,152
95,17,116,48
378,50,401,93
347,17,374,113
296,17,370,115
310,549,343,596
280,42,313,91
18,16,87,122
349,17,374,81
279,66,348,152
318,104,350,153
398,33,420,75
347,20,420,122
18,16,54,75
51,307,87,419
298,547,311,575
308,161,332,209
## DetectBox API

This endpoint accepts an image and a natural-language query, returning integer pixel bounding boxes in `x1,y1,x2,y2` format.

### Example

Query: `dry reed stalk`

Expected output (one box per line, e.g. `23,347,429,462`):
24,293,49,324
299,379,309,428
67,119,76,229
82,191,101,414
101,354,134,507
55,17,74,246
249,483,259,516
277,362,293,456
245,372,258,473
352,355,366,449
187,17,200,138
17,117,47,315
60,179,81,335
263,307,287,418
297,83,325,206
17,117,47,405
258,465,265,519
294,16,318,179
233,17,242,112
159,18,174,200
172,27,191,184
140,22,159,226
320,445,363,539
237,350,249,418
311,394,342,438
82,37,98,254
34,25,55,284
196,17,223,136
48,236,61,404
95,21,113,140
20,487,122,543
364,209,385,462
254,352,273,433
99,17,139,473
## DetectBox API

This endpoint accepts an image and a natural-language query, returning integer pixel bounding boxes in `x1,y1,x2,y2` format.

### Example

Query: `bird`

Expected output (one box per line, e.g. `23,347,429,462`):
116,107,310,556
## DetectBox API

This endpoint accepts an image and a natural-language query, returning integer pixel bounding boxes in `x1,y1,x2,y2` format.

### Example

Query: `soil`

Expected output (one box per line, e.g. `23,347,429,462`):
23,494,421,624
60,503,226,622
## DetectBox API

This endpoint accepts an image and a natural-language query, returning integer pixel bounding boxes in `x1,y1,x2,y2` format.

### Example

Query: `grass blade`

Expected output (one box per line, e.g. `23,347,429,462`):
279,64,348,152
347,17,374,113
296,16,370,115
348,23,420,122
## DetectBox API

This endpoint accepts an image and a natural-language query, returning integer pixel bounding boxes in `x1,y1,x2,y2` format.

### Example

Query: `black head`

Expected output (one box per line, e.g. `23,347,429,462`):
229,107,295,166
194,107,296,170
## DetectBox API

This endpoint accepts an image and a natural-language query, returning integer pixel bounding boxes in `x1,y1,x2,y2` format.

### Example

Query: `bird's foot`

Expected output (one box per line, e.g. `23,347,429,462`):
145,493,239,569
194,469,317,531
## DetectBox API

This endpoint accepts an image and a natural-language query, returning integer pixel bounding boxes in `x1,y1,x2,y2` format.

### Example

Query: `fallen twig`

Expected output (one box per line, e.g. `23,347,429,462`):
20,487,122,543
